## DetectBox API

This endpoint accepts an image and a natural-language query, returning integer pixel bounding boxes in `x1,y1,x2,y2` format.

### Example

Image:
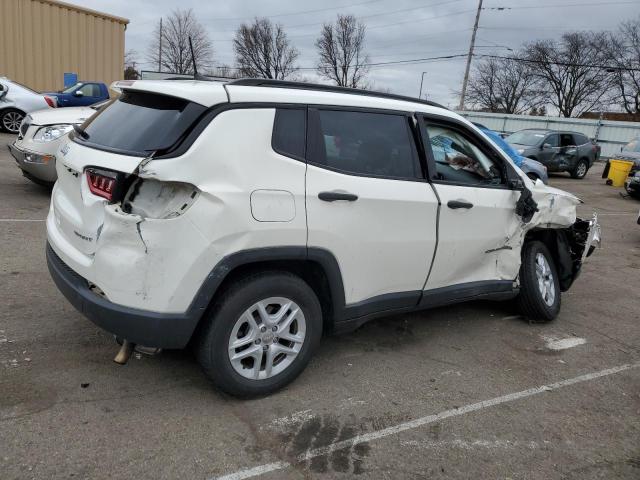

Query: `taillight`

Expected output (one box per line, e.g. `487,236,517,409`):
44,96,56,108
86,168,117,201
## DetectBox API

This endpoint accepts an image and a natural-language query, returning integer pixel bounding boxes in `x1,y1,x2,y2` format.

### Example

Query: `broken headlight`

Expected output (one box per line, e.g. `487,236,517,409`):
122,178,200,219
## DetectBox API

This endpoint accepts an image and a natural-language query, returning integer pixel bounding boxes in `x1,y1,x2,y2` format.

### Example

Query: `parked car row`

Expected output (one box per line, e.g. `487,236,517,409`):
0,77,108,134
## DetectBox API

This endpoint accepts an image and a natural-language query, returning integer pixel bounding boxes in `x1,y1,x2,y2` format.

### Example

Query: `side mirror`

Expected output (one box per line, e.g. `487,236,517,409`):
509,178,524,190
0,84,6,100
74,90,83,97
542,143,552,150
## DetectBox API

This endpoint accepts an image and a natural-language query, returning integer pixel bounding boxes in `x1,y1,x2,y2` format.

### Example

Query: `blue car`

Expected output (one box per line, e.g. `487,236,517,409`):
44,81,109,107
474,123,549,184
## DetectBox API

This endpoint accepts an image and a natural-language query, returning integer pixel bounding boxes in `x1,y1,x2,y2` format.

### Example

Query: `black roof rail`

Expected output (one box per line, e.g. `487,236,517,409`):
227,78,447,110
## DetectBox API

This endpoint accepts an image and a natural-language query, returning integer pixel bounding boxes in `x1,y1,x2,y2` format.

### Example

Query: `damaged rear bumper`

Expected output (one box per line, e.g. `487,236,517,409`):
46,242,200,349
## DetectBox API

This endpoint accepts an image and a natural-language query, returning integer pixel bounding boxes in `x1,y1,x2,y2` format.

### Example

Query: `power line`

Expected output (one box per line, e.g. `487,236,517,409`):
475,53,640,72
483,0,638,10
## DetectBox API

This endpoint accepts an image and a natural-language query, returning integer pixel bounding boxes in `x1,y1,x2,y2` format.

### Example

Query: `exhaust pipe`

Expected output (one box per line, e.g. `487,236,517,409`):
113,339,135,365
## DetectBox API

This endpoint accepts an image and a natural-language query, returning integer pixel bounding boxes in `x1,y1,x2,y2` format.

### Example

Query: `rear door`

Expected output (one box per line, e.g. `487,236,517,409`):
305,107,438,308
418,116,522,291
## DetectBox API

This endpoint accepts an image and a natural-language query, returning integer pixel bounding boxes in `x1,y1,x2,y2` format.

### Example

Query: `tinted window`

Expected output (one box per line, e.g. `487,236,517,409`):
76,91,206,156
272,108,305,159
505,130,546,146
425,123,504,186
573,133,589,145
560,133,574,147
545,134,559,147
313,110,419,178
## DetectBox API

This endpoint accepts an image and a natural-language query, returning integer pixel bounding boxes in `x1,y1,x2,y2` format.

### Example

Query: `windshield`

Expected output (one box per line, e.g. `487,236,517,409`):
622,138,640,153
505,130,546,146
62,82,84,94
75,90,206,156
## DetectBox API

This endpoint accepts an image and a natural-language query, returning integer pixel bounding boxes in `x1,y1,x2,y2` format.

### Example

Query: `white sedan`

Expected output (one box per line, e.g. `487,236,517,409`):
0,77,56,133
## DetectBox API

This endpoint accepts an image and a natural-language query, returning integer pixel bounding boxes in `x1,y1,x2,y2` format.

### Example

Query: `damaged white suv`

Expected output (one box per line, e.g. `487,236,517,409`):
47,79,600,397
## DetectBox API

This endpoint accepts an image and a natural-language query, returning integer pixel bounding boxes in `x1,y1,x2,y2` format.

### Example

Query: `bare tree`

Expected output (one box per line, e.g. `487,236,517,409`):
607,17,640,114
316,14,370,88
525,32,613,117
124,49,139,80
466,53,542,114
147,9,214,75
233,18,299,79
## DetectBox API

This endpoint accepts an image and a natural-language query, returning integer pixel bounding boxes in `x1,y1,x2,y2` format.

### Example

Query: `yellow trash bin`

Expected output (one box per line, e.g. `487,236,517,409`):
607,159,634,187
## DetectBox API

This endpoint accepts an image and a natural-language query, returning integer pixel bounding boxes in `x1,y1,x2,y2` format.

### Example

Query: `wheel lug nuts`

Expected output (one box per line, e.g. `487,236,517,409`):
272,326,277,331
255,339,261,344
260,326,267,333
274,337,279,343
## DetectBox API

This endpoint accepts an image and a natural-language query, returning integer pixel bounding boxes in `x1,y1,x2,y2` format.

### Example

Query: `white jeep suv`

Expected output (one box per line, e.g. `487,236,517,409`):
46,79,600,397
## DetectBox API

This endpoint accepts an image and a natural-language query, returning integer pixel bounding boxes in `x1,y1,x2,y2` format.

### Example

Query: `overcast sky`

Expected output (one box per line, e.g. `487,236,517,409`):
71,0,637,107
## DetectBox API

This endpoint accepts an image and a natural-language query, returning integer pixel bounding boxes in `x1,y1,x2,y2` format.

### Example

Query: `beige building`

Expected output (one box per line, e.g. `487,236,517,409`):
0,0,128,92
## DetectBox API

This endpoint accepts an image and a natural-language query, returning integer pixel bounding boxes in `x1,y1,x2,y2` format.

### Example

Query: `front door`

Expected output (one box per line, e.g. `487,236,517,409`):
418,118,522,291
305,108,438,308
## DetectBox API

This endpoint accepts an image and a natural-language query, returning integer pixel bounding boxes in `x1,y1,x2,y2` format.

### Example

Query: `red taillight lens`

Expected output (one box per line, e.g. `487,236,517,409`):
86,168,117,201
44,96,56,108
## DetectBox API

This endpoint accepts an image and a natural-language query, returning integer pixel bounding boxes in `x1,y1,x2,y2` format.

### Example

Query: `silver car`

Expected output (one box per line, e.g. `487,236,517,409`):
0,77,55,133
9,101,106,186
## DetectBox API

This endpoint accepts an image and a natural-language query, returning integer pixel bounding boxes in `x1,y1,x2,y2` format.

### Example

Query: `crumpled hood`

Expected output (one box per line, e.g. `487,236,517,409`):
29,106,95,126
529,180,581,228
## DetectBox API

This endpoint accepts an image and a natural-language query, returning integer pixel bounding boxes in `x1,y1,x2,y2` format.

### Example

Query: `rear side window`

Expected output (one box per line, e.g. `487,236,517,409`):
75,91,206,156
573,133,589,145
311,110,419,179
272,108,306,159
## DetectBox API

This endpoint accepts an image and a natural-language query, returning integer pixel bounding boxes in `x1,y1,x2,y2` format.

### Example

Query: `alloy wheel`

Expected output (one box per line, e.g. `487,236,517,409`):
535,252,556,307
2,111,23,133
228,297,306,380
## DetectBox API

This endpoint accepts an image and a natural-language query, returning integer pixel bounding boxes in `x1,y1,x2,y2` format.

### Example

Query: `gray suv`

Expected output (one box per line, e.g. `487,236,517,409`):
505,129,600,179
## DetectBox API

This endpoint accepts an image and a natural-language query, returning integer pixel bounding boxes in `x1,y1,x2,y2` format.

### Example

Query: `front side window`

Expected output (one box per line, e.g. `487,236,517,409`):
545,134,559,147
63,82,83,94
311,110,419,179
505,130,546,146
75,90,206,156
560,133,574,147
424,123,504,186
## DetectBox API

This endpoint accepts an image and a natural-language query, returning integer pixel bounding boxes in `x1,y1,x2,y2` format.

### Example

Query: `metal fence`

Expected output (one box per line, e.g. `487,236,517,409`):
457,111,640,159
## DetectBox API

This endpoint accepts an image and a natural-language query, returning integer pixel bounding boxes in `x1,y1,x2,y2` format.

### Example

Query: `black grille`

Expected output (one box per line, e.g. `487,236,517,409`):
18,117,30,138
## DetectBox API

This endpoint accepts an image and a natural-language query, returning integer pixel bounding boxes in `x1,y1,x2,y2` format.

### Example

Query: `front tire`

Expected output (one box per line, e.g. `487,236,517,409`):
571,159,589,179
1,109,25,134
516,241,561,322
196,271,323,397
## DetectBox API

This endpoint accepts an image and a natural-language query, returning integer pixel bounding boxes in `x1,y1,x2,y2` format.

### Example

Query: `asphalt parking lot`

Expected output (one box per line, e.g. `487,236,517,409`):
1,131,639,480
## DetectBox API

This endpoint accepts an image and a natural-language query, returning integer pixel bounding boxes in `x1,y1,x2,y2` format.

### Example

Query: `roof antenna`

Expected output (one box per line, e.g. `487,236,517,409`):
189,36,205,81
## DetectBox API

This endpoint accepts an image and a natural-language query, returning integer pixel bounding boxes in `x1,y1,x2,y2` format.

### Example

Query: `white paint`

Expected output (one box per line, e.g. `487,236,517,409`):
400,439,546,450
212,362,640,480
542,335,587,351
0,219,45,222
264,409,314,431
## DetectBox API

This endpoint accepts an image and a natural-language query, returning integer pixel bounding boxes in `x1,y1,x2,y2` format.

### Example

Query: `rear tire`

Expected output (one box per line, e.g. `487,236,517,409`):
571,159,589,179
1,109,25,134
516,241,561,322
196,271,323,398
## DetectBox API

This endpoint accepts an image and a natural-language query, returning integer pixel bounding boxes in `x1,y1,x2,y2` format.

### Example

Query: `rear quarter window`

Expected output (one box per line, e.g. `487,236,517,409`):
75,90,206,156
272,108,306,160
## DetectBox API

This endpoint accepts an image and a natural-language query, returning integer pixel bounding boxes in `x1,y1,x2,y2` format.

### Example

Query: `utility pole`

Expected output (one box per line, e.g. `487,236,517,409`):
158,18,163,72
418,71,427,99
458,0,483,111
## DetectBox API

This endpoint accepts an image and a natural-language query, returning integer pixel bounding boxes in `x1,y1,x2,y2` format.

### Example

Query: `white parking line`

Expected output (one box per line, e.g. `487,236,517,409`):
0,219,46,222
212,361,640,480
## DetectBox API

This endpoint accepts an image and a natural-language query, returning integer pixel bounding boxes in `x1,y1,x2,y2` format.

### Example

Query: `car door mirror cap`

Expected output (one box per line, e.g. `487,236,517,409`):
542,143,552,150
74,91,84,97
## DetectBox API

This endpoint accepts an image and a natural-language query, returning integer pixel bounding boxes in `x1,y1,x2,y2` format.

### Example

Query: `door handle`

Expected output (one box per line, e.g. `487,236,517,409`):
447,200,473,209
318,191,358,202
